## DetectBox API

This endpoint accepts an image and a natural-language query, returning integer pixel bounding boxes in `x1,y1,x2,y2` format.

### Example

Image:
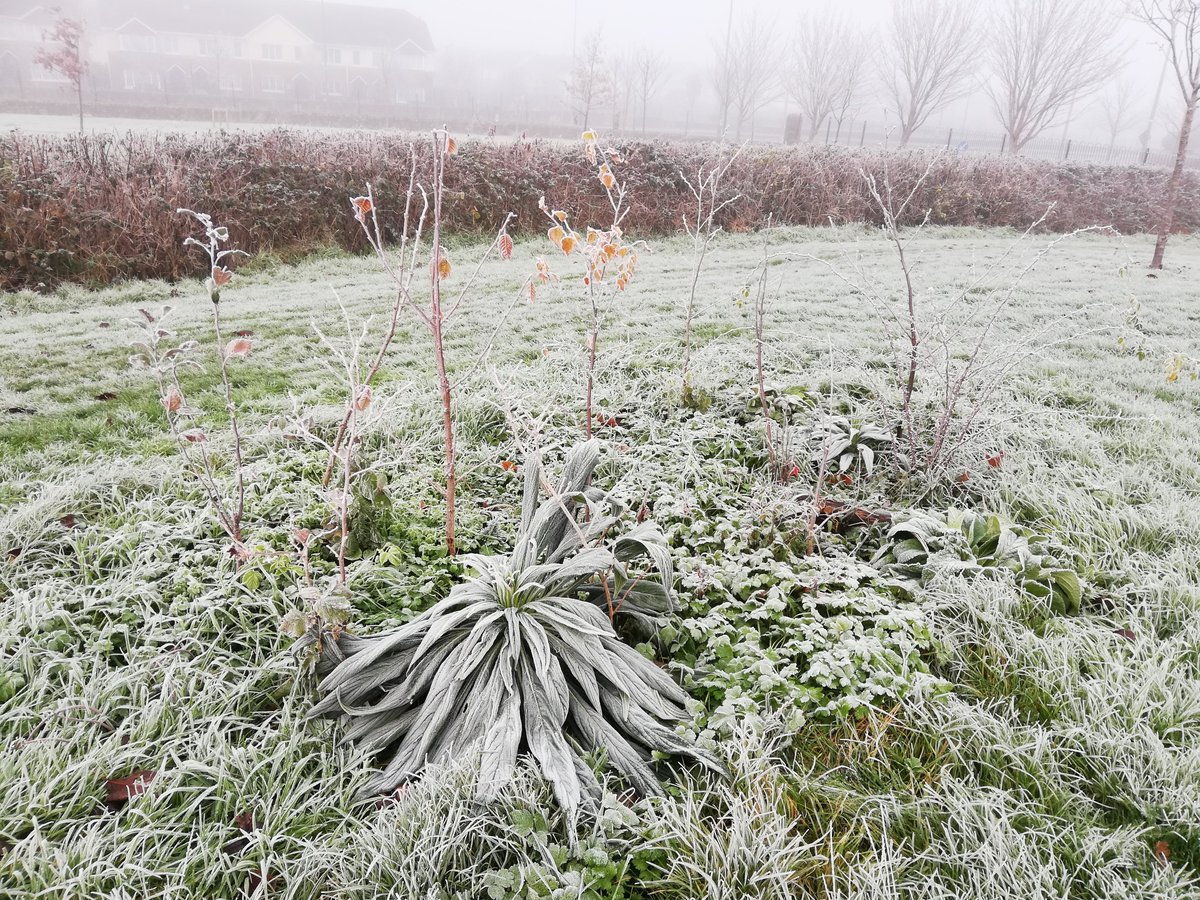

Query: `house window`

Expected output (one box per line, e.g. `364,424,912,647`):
261,74,283,93
294,47,303,61
200,39,220,57
324,48,341,64
323,77,341,96
122,69,158,90
352,50,360,66
160,37,179,54
262,44,282,60
119,34,155,53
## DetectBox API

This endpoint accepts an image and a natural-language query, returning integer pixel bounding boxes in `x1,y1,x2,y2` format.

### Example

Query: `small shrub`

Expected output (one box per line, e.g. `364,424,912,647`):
303,441,722,820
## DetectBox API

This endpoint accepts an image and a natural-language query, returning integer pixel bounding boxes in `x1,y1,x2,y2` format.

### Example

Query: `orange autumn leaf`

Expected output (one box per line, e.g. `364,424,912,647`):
162,386,183,413
224,337,252,358
602,243,617,259
600,172,616,189
498,232,514,260
438,256,451,279
527,281,537,303
1154,841,1171,866
500,460,517,472
560,234,577,255
547,225,565,245
552,209,569,222
355,386,372,411
351,196,372,221
211,266,233,287
445,136,458,155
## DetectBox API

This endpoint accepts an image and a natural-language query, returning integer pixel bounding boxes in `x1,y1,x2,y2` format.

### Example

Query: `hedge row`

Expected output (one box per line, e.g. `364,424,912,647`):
2,129,1196,290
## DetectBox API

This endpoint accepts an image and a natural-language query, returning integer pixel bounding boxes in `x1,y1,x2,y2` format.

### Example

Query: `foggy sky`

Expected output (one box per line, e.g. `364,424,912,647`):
374,0,1176,144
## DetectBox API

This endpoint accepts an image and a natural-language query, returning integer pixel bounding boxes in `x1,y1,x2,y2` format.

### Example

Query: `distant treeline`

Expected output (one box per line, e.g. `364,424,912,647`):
2,130,1197,291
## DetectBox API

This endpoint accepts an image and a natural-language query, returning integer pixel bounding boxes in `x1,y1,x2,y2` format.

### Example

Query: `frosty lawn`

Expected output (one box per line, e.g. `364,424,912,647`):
1,226,1198,897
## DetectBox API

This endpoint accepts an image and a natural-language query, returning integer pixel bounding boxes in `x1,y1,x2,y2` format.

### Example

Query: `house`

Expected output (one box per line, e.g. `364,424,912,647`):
0,0,434,114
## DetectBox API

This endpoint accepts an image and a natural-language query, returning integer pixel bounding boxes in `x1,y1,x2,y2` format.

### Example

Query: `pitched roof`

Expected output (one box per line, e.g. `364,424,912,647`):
0,1,433,52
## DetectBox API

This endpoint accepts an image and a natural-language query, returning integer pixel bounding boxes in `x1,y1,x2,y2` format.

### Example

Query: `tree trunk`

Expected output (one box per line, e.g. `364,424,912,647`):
1150,100,1196,270
430,146,456,556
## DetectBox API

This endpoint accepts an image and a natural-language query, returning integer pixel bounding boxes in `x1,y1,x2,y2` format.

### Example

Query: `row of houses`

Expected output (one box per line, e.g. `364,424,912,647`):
0,0,435,113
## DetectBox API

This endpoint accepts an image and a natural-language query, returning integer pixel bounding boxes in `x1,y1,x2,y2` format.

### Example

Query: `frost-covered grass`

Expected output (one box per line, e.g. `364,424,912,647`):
1,226,1199,898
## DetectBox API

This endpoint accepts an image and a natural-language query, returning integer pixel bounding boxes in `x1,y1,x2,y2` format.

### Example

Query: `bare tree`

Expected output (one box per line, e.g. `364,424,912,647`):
1098,77,1140,160
632,48,667,136
880,0,978,145
785,11,870,141
34,12,87,133
683,72,703,137
1136,0,1200,269
713,12,779,140
987,0,1120,153
566,30,611,131
609,50,635,134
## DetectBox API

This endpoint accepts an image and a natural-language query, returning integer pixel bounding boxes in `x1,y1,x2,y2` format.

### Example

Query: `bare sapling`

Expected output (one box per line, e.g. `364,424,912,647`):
128,306,239,545
177,209,252,545
746,228,794,483
278,300,393,642
680,143,743,402
537,131,644,437
321,147,426,489
862,161,935,470
345,130,519,556
131,210,253,552
806,159,1113,481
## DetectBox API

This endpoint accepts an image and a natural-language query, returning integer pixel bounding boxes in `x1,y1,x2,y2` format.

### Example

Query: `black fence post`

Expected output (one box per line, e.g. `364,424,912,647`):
824,118,832,145
999,133,1006,155
946,128,953,149
859,121,866,147
1141,147,1150,165
1064,139,1072,160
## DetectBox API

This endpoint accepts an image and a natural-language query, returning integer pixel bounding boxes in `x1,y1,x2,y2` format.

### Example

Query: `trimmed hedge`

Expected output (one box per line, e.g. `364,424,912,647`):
2,129,1196,290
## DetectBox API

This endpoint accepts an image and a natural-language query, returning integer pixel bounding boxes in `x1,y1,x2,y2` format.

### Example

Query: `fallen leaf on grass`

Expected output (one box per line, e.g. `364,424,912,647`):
222,810,255,856
94,392,118,401
104,770,156,810
1153,840,1170,866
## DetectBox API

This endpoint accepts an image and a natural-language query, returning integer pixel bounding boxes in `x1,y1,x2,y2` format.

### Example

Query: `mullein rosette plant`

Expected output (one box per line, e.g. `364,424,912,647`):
299,440,722,823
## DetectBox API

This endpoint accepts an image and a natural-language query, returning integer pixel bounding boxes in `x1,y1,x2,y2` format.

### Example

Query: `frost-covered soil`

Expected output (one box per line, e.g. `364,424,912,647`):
1,226,1199,898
